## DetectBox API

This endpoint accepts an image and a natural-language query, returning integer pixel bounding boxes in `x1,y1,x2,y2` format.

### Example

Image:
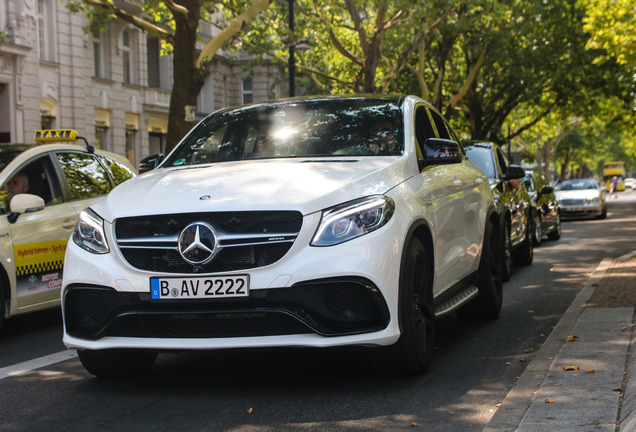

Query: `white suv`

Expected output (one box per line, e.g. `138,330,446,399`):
62,96,501,377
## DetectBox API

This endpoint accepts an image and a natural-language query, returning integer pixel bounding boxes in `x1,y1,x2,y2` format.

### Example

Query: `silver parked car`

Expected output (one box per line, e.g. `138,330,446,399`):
554,178,607,219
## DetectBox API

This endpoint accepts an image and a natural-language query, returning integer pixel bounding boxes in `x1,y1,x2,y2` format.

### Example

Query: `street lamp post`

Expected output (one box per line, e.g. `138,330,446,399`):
288,0,296,97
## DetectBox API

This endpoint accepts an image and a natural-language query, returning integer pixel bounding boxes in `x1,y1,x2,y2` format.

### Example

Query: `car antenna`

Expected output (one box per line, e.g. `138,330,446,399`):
78,136,95,153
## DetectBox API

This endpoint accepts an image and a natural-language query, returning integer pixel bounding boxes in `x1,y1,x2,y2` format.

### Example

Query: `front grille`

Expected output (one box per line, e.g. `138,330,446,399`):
64,278,390,340
115,211,302,273
560,198,584,206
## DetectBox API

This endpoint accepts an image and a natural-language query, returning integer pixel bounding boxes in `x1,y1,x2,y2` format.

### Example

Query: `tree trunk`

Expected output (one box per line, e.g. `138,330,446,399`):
166,0,205,154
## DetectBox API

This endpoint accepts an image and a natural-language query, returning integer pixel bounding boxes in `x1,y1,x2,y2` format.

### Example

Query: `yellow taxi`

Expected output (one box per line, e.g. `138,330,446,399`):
0,129,136,332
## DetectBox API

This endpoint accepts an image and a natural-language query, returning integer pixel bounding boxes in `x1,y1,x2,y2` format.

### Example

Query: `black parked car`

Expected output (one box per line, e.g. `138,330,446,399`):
523,169,561,245
464,141,533,281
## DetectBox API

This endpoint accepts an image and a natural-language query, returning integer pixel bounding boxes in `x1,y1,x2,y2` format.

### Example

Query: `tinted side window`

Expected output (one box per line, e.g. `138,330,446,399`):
56,153,112,200
429,110,451,140
524,175,536,192
101,156,135,185
0,156,63,213
415,107,435,158
465,147,497,179
415,107,436,143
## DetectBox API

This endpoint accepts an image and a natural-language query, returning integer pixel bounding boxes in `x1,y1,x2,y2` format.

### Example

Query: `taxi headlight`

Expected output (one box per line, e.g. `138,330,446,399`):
311,196,395,246
73,209,109,254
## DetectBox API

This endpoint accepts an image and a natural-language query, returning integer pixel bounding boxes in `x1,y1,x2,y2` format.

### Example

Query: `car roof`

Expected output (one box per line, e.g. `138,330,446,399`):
0,143,136,184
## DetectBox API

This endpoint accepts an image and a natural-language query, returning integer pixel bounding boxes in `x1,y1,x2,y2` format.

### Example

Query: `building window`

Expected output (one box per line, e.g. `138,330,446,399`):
242,79,253,104
92,30,109,79
147,36,160,88
37,0,56,62
123,30,131,83
126,129,136,163
148,115,168,155
125,113,139,164
94,109,110,150
40,98,56,129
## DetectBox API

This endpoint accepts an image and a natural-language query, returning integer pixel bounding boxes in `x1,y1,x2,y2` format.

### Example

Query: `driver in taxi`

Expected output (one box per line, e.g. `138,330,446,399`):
8,172,29,199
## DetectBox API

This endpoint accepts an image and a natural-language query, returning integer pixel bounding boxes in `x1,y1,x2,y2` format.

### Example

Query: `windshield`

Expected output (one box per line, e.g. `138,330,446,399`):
164,98,404,167
555,179,598,191
464,146,496,179
0,145,35,172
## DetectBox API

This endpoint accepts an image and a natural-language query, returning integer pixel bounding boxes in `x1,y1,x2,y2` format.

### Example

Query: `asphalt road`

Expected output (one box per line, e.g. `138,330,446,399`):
1,190,635,432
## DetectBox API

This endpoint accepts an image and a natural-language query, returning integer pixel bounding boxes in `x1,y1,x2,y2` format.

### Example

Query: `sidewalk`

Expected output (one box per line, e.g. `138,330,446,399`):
484,253,636,432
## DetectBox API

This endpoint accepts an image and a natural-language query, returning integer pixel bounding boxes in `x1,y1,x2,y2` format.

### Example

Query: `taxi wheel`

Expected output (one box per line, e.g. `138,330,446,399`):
372,237,435,375
78,349,157,379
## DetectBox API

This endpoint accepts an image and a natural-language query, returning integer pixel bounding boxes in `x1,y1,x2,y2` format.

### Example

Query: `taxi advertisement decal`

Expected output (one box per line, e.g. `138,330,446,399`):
14,240,67,297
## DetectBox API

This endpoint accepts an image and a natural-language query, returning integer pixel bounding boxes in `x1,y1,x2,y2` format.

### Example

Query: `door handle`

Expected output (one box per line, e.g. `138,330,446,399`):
453,179,462,188
62,220,76,230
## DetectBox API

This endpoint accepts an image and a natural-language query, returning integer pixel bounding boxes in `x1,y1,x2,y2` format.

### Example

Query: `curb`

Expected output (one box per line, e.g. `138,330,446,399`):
483,258,614,432
618,250,636,432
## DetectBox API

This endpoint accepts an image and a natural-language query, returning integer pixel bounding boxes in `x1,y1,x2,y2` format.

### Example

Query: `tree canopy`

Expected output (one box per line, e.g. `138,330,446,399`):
70,0,635,175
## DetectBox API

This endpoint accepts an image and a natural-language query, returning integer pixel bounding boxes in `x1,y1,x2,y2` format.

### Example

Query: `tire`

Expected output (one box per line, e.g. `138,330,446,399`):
502,223,512,282
0,285,5,334
532,212,542,246
547,212,561,241
372,237,435,375
458,221,503,319
513,213,533,266
78,349,157,378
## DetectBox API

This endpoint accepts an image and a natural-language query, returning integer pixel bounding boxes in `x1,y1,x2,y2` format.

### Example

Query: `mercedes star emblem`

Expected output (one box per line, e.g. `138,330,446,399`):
178,222,217,265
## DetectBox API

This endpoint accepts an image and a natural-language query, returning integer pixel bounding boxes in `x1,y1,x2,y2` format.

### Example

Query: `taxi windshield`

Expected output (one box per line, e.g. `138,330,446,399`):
164,98,404,167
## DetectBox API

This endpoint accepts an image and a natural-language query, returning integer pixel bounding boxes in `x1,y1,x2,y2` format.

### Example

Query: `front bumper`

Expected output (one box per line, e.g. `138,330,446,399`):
560,205,602,218
64,277,389,340
62,211,404,351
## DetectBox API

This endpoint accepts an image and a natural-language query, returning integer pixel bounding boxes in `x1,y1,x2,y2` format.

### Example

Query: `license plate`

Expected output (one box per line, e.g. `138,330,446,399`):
565,207,582,212
150,275,249,300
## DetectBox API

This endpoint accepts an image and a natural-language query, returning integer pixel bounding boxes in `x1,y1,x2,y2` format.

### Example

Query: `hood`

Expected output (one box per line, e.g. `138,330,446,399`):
555,189,601,200
93,158,410,222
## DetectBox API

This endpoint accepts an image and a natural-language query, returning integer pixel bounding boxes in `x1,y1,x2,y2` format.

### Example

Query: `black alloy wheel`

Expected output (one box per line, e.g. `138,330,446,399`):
373,237,435,375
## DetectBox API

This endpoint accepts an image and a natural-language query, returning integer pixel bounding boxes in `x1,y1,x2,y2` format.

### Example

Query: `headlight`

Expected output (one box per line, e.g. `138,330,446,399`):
72,208,109,254
311,196,395,246
586,197,599,205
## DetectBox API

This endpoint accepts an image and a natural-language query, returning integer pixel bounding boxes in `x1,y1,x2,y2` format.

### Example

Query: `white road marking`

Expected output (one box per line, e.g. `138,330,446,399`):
0,350,77,380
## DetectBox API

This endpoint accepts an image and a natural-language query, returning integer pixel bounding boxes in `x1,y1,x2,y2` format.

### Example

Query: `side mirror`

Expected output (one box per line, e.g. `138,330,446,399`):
540,185,554,195
139,153,165,173
504,164,525,181
8,194,45,223
418,138,463,170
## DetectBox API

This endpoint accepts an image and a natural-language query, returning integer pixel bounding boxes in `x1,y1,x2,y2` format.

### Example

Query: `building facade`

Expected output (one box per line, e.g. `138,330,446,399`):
0,0,284,165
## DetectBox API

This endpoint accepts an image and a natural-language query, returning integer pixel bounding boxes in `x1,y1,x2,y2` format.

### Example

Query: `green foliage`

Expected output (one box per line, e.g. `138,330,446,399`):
581,0,636,66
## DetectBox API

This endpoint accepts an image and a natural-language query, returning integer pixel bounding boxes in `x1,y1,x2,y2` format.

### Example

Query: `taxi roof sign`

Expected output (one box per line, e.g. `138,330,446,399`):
34,129,79,143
